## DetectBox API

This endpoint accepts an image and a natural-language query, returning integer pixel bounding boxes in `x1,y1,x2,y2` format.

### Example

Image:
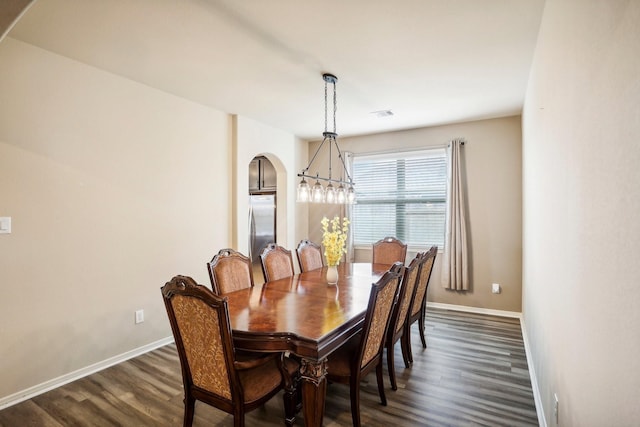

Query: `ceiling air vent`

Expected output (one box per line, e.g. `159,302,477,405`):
370,110,394,118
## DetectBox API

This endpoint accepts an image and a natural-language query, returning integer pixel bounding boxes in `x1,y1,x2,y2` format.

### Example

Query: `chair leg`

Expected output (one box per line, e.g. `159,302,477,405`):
400,331,412,368
287,355,303,413
387,343,398,391
233,409,245,427
283,379,298,427
376,362,387,406
350,378,362,427
183,395,195,427
404,324,414,364
281,355,300,426
419,310,427,348
295,366,302,413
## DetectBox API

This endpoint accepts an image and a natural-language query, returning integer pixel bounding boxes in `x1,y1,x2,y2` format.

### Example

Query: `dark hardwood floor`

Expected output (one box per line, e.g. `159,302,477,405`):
0,308,538,426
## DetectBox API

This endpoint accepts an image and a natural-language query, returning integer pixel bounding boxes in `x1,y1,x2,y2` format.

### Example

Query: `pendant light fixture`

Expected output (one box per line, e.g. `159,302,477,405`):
297,73,355,204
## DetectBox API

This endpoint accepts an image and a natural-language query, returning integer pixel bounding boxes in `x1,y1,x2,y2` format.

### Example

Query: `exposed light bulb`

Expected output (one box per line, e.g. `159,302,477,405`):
325,182,336,204
311,180,325,203
336,184,346,204
297,178,310,202
347,185,356,204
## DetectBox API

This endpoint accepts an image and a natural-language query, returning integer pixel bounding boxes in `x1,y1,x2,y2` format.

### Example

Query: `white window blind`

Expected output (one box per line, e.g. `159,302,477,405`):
352,148,447,248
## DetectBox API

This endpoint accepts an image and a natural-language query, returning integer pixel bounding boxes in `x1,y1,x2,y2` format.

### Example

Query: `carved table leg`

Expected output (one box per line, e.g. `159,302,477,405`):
300,358,328,427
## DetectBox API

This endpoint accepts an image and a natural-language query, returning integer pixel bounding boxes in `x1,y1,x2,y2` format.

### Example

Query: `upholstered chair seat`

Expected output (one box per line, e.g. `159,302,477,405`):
325,333,360,376
237,356,299,404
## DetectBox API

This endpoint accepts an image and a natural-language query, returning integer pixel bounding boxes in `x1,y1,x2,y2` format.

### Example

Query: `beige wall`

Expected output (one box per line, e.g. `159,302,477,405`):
0,37,302,402
307,116,523,313
522,1,640,425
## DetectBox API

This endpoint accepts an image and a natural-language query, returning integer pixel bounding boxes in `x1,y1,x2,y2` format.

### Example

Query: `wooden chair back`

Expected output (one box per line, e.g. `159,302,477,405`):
391,254,423,338
404,245,438,360
295,239,324,272
357,263,402,371
162,275,235,402
207,249,254,295
385,253,423,389
372,236,407,266
325,263,402,426
161,275,298,427
411,246,437,318
259,243,295,282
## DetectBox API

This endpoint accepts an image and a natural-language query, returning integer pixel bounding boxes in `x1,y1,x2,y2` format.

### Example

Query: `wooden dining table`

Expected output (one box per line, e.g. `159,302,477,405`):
224,262,390,427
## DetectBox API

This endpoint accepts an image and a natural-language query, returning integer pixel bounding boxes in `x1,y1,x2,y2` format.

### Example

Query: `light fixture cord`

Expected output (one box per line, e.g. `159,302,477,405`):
327,78,337,180
328,79,332,180
333,78,337,133
324,77,337,133
324,78,328,133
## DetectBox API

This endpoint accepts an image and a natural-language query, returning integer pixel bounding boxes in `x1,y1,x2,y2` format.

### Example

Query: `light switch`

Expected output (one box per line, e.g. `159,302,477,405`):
0,217,11,234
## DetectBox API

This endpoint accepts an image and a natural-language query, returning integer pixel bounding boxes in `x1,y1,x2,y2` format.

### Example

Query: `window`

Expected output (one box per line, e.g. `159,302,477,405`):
352,148,447,249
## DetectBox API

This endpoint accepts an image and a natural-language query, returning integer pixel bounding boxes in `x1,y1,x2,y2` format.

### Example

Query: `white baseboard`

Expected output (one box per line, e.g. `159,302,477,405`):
426,302,545,426
520,317,547,427
0,336,174,410
426,301,521,319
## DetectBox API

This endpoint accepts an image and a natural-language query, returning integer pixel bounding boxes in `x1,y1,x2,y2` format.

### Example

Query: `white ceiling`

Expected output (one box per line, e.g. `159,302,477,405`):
7,0,545,140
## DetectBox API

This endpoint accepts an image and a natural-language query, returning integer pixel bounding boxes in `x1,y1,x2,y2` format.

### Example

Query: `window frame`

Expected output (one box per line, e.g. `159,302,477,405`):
351,147,447,251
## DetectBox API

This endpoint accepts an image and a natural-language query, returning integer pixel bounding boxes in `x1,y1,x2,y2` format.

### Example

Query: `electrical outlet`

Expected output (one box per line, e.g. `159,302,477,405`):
0,217,11,234
135,309,144,324
491,283,501,294
553,393,559,424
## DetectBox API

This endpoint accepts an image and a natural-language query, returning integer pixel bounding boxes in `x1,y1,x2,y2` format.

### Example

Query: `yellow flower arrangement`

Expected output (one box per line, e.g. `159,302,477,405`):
321,216,350,266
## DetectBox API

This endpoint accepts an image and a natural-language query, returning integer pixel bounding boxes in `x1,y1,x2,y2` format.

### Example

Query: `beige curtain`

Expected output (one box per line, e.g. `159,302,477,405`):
442,139,469,290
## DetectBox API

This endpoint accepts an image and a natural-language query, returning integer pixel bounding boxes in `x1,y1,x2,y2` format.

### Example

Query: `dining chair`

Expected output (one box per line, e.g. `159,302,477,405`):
295,239,324,272
384,253,424,390
160,275,300,427
404,245,438,364
259,243,295,282
326,264,402,427
372,236,408,266
207,249,254,295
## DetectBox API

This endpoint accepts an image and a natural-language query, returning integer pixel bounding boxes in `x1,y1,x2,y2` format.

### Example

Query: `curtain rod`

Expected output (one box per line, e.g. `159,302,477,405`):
352,145,445,158
353,139,465,158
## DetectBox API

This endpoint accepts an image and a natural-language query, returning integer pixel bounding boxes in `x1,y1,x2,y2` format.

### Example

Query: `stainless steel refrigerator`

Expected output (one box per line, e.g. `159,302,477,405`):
248,193,276,265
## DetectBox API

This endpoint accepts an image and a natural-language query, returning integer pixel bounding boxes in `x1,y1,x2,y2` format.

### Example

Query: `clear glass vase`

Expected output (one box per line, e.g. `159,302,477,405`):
326,265,339,285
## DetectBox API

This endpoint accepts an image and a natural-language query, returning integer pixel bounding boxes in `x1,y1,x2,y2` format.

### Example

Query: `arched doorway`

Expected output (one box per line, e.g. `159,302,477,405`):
248,156,277,267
